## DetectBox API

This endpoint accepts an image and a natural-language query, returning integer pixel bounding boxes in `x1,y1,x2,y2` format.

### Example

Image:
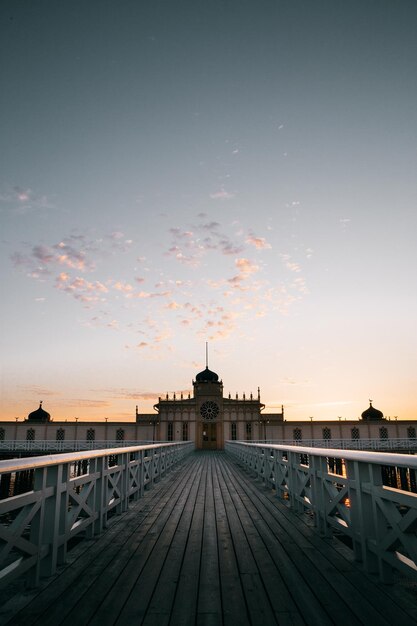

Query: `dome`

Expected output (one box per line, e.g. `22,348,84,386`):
27,401,51,423
361,401,384,421
195,366,219,383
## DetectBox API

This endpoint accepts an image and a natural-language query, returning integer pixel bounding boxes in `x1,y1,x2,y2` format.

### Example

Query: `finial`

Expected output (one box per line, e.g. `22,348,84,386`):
206,341,208,368
369,399,373,406
40,400,43,408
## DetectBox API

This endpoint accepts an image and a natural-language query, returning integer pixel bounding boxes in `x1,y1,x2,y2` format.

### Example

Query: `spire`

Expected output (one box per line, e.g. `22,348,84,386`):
206,341,208,368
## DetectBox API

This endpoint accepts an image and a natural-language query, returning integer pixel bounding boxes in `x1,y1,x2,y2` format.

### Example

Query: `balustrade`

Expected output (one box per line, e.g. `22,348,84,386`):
226,440,417,583
0,441,193,587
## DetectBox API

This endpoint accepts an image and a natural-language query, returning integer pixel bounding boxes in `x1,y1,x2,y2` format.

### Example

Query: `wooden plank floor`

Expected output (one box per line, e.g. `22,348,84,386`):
1,451,417,625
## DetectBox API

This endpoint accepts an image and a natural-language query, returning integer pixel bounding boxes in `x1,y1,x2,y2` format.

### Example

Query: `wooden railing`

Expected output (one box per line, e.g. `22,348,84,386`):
0,441,193,587
226,441,417,583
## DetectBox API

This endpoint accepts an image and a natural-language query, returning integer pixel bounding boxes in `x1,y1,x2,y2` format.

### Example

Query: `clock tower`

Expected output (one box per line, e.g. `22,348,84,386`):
193,366,224,449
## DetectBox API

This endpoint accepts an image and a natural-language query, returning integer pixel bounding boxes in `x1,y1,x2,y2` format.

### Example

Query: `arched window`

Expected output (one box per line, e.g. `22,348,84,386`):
322,427,331,440
26,428,35,441
379,427,388,440
246,422,252,441
407,426,416,439
116,428,125,441
182,422,188,441
293,428,302,441
167,422,173,442
231,422,237,441
86,428,95,441
351,427,360,440
0,427,5,441
56,428,65,441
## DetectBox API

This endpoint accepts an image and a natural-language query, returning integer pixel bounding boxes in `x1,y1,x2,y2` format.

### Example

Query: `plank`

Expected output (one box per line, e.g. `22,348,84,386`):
2,451,417,626
225,455,417,626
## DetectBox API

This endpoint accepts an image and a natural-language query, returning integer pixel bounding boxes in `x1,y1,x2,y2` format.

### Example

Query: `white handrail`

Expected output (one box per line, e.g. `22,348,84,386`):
0,441,189,473
225,440,417,583
0,441,194,588
228,440,417,468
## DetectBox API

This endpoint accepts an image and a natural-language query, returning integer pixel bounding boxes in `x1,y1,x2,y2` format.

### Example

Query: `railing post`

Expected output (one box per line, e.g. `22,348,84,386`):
28,463,67,585
89,456,106,535
348,459,393,582
310,454,332,536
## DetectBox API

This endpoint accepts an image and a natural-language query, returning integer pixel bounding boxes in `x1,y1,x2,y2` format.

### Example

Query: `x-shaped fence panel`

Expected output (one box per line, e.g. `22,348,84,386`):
0,442,193,587
226,440,417,583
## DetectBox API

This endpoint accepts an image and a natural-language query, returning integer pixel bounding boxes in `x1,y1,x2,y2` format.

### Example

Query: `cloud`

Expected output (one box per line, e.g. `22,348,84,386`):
209,189,235,200
279,378,311,387
56,275,109,303
166,301,182,310
93,388,164,401
113,281,135,294
61,399,112,408
246,234,272,250
280,254,302,273
228,258,260,286
22,385,61,397
136,290,171,299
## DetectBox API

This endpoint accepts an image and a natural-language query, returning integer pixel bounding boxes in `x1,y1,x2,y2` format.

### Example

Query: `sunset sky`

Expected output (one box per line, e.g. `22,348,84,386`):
1,1,416,422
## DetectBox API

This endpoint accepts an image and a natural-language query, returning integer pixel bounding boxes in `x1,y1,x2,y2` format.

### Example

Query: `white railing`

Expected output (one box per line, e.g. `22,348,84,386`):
225,441,417,583
251,438,417,451
2,437,417,454
0,440,160,452
0,441,194,587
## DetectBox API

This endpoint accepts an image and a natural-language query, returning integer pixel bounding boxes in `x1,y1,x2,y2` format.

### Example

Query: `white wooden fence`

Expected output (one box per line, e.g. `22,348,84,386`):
226,441,417,583
0,441,193,587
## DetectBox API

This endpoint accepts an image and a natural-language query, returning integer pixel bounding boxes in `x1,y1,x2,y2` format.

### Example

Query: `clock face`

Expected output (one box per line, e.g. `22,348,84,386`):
200,401,219,420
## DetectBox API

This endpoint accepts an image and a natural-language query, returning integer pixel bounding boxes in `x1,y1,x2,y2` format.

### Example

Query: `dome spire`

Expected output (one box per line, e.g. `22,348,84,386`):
361,399,384,421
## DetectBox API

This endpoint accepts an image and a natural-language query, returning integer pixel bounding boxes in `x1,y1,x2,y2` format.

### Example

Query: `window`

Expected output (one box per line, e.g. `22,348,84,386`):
351,427,360,440
167,422,173,442
322,427,331,440
379,427,388,440
56,428,65,441
0,428,5,441
293,428,302,441
231,422,237,441
26,428,35,441
116,428,125,441
86,428,95,441
182,422,188,441
246,422,252,441
407,426,416,439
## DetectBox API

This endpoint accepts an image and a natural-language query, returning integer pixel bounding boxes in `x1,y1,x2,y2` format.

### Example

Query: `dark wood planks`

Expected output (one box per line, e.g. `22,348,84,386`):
1,451,416,626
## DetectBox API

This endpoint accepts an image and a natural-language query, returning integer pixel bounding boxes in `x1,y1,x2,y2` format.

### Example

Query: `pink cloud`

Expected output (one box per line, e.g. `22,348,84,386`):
209,189,235,200
246,235,272,250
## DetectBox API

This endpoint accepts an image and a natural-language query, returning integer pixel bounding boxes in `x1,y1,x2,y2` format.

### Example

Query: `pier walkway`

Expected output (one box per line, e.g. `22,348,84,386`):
1,451,416,625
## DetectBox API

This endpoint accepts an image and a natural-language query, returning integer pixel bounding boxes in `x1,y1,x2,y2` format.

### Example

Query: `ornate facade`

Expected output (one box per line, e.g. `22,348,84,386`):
0,367,415,449
149,365,283,449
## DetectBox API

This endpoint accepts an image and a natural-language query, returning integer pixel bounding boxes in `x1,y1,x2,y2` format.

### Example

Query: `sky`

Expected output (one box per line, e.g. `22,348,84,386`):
1,0,416,422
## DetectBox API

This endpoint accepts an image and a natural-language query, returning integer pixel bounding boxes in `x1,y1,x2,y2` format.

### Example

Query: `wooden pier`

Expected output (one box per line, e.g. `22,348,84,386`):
1,451,416,625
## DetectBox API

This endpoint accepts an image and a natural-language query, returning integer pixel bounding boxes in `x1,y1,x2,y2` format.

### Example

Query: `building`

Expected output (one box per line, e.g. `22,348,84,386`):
150,365,283,449
0,366,416,449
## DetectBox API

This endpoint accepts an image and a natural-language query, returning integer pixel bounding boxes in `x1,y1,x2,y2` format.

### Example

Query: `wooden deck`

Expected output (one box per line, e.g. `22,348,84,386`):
1,451,417,625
